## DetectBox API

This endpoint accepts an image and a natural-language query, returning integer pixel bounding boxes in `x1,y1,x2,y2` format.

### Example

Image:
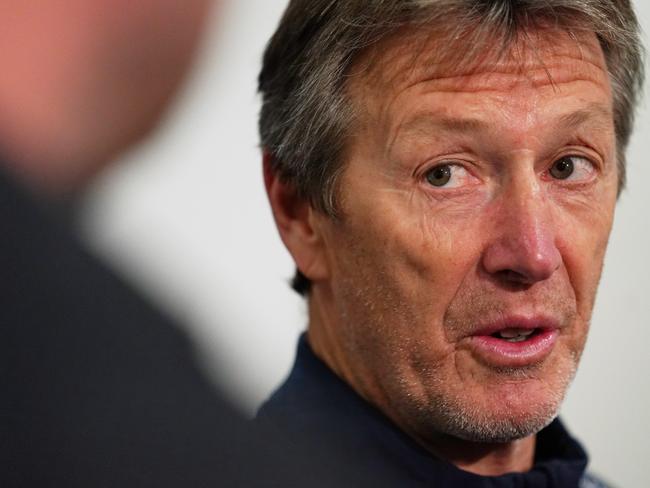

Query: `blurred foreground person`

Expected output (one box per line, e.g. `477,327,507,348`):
0,1,208,195
259,1,645,487
0,2,316,486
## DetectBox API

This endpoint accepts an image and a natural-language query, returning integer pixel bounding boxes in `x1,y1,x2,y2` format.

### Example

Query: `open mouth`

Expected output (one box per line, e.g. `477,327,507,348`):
467,318,560,367
490,328,543,343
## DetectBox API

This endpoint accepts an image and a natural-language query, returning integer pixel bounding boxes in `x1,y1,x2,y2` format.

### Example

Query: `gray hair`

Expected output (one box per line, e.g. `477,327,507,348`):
259,0,645,294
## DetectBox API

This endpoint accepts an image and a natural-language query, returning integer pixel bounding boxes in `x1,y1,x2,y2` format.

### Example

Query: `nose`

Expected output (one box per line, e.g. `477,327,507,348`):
481,184,561,286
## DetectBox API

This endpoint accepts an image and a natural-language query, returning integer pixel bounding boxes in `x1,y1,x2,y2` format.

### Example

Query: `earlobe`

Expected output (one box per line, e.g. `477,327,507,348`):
263,153,329,283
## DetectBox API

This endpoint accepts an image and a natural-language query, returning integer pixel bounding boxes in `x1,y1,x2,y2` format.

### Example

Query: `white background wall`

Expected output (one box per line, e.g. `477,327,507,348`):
81,2,649,486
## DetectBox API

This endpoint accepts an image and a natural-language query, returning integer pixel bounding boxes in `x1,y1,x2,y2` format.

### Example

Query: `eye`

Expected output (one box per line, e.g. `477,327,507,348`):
426,165,452,186
548,155,595,182
424,163,475,188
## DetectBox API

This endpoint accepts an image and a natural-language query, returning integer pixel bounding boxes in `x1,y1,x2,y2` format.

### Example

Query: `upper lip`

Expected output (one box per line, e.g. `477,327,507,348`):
469,315,562,337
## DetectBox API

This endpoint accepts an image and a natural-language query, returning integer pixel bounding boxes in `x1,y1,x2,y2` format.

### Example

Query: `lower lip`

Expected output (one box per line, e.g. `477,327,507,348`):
467,329,559,368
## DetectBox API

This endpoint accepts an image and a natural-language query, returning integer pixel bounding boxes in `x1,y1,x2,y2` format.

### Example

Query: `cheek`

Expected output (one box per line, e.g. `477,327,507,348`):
398,205,485,305
327,192,486,347
554,192,616,315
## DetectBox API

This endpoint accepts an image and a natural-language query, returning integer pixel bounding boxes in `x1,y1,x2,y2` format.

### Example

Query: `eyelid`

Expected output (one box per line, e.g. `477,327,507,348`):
420,160,480,189
416,158,474,177
545,154,598,183
556,146,603,170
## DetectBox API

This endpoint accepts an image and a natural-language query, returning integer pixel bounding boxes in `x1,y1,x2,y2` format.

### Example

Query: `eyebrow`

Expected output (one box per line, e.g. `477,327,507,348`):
555,103,613,132
397,115,489,137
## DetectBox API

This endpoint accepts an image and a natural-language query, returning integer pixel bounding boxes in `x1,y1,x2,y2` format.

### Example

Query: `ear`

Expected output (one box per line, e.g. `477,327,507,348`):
263,152,329,283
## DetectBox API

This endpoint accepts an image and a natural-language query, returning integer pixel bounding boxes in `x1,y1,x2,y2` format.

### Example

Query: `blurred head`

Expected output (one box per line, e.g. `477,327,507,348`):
262,0,644,459
0,0,213,194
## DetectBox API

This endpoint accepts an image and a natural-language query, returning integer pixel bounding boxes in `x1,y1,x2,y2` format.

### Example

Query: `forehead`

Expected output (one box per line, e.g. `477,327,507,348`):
346,25,611,117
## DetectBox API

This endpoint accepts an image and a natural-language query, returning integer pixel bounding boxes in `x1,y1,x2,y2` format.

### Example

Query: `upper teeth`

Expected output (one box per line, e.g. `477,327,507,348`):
498,328,535,342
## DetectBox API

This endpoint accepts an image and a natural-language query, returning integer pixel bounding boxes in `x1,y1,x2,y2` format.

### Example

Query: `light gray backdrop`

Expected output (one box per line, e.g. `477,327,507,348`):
82,2,649,486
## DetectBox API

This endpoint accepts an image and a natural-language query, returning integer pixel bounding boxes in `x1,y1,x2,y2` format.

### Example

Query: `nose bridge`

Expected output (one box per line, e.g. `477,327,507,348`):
482,169,561,284
508,171,547,240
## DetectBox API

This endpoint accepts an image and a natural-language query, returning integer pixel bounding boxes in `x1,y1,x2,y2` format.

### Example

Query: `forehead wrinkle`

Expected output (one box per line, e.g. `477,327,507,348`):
347,25,608,126
403,52,607,90
400,59,609,97
357,57,610,155
391,99,612,152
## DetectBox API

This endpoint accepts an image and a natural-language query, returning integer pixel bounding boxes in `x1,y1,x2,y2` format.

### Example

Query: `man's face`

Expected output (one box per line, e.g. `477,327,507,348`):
309,28,617,443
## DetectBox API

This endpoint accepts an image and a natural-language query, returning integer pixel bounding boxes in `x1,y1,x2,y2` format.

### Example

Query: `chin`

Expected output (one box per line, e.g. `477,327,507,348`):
402,368,574,444
421,392,562,444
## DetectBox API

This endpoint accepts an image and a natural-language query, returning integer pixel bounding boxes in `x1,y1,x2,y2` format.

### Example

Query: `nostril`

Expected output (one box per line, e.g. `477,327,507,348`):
482,238,561,286
497,269,533,284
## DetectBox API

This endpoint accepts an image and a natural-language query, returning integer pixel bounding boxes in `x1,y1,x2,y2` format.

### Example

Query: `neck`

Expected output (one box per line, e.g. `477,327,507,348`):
416,430,536,476
306,288,355,385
